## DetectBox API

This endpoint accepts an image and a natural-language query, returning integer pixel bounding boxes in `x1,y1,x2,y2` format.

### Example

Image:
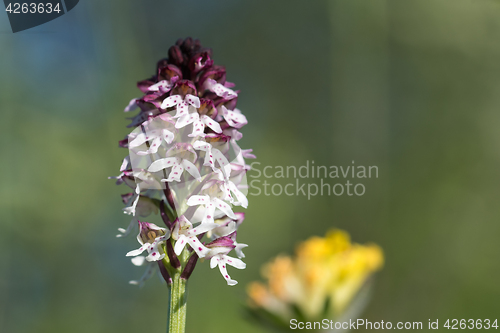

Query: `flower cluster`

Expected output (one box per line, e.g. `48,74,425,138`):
247,230,383,327
111,38,254,287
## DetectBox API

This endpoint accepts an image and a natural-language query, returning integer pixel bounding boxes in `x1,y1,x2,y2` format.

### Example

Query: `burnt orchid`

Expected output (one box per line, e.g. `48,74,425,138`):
110,38,254,333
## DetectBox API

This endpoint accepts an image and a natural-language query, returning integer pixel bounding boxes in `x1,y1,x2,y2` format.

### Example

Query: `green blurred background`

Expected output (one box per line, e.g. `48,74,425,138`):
1,0,500,332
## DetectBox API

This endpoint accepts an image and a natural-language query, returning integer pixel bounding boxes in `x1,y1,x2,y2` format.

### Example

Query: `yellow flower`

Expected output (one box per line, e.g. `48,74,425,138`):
247,229,383,323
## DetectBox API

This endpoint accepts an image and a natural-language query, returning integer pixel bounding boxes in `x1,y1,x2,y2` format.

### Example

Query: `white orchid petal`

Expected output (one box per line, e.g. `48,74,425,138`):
186,237,209,258
203,203,217,224
174,235,188,256
193,141,211,151
166,163,184,182
161,95,182,109
181,159,201,181
224,255,246,269
224,109,248,128
126,243,148,257
175,113,198,129
148,157,178,172
185,94,200,108
217,258,238,286
137,136,161,155
188,118,206,138
125,98,139,112
129,132,149,148
235,243,248,259
213,198,236,219
120,156,130,172
210,256,219,269
201,115,222,133
229,181,248,208
173,101,189,118
207,79,237,99
187,195,210,206
186,223,219,236
162,129,175,144
131,256,146,266
212,148,230,171
145,243,164,262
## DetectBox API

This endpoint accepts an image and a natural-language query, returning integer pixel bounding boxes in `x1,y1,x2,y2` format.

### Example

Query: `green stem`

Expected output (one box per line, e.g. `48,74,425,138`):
167,274,188,333
166,248,190,333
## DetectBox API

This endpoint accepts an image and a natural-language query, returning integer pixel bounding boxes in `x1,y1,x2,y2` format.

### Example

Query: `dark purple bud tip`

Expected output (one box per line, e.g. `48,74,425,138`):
159,200,172,229
180,253,199,280
167,239,181,269
168,45,184,66
157,261,172,285
118,138,129,148
181,37,194,52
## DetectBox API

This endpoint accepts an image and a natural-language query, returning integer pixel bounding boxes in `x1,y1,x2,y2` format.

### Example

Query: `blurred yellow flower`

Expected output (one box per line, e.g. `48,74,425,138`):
247,229,383,324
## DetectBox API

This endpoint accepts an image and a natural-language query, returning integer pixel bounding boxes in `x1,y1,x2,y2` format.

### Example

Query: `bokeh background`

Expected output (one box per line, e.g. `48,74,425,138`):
2,0,500,332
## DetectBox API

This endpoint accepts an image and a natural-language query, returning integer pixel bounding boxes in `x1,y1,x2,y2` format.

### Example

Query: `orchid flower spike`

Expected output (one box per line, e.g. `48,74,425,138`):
111,38,254,296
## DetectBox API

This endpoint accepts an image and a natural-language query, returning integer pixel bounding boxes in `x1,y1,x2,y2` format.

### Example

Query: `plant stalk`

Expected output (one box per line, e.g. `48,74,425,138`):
166,248,190,333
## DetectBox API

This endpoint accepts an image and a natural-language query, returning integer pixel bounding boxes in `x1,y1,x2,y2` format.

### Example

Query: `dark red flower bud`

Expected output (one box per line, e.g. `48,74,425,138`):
157,261,172,284
167,239,181,269
180,253,199,281
159,200,173,229
168,45,184,66
118,137,129,148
